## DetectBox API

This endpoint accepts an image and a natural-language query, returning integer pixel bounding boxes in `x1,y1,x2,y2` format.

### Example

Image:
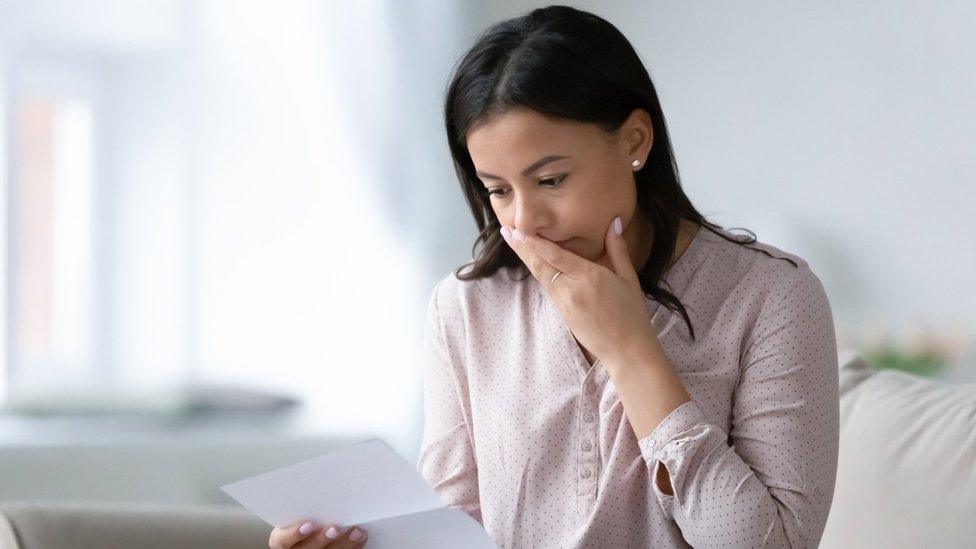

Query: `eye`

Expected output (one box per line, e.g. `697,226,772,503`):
484,174,567,199
540,174,567,187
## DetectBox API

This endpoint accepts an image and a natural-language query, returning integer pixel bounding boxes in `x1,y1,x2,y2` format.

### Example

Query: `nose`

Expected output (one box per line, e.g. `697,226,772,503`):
510,191,552,237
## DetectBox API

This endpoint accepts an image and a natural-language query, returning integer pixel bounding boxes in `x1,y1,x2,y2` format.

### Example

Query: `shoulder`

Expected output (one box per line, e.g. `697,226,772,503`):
427,266,533,328
692,226,831,323
697,225,806,270
700,226,819,290
714,232,831,326
429,266,517,306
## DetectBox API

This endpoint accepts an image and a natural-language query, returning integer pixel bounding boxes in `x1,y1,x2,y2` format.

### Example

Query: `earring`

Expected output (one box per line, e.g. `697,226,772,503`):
631,159,641,168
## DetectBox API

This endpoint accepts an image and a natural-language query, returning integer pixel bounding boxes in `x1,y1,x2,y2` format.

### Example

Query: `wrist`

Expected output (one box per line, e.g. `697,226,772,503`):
603,337,665,375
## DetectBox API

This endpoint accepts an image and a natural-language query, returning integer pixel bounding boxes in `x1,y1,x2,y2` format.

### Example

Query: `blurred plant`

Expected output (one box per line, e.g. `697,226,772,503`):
861,345,948,377
855,323,971,378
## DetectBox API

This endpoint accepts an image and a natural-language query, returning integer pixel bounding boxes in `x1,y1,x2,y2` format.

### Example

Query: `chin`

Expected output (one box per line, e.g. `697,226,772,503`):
573,245,598,261
558,240,595,260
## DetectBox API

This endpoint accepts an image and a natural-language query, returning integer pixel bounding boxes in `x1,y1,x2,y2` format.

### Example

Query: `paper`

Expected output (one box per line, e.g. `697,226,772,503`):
220,438,497,548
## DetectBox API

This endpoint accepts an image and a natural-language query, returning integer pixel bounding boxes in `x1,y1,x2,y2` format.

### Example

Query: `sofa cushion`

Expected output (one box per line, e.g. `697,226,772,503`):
820,349,976,548
0,502,269,549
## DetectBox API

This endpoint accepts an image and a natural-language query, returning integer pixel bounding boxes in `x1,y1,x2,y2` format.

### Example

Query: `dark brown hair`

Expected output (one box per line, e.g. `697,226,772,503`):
444,5,795,341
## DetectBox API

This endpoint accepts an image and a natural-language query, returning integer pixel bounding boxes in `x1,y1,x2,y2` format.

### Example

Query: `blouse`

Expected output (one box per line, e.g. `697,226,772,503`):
416,223,839,548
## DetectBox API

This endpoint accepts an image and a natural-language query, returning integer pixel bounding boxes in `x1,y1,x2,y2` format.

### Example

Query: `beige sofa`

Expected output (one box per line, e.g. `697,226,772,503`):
1,350,974,549
0,503,268,549
819,350,976,548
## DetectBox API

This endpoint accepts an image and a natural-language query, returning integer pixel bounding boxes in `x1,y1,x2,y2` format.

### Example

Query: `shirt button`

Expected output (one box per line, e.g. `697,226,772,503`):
581,468,591,478
581,441,592,451
583,413,594,422
648,439,657,448
586,384,596,394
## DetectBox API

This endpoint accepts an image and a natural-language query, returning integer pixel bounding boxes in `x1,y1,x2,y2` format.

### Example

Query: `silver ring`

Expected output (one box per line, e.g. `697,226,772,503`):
550,270,562,285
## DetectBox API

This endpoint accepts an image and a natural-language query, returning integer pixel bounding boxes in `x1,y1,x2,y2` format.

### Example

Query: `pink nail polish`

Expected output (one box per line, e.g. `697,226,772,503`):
299,522,314,535
512,228,526,242
613,216,622,235
325,526,339,539
349,528,362,541
500,226,512,243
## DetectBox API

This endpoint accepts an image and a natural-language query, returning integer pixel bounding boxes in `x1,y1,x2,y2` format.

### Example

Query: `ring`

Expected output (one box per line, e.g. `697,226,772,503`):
550,270,562,285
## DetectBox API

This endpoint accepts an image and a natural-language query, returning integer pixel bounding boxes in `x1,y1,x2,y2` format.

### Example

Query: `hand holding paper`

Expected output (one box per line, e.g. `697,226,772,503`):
221,438,497,549
269,518,368,548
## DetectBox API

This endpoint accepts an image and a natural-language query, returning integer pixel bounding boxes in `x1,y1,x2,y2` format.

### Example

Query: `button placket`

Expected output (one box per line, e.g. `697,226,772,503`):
577,373,600,514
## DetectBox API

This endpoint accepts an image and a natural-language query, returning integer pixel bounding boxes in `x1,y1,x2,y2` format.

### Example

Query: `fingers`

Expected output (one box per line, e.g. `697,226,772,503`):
293,524,369,549
269,520,318,549
500,227,542,280
334,526,369,548
603,216,639,287
504,226,593,283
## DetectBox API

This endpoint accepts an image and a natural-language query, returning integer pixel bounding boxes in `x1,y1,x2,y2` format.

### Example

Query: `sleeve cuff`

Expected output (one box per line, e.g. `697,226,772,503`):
637,399,706,462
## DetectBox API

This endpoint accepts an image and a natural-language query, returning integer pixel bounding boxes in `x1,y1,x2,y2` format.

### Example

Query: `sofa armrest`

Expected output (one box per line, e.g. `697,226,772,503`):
0,502,270,549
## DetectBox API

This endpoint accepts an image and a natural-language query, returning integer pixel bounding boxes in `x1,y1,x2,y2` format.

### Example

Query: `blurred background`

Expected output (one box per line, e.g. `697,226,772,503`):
0,0,973,508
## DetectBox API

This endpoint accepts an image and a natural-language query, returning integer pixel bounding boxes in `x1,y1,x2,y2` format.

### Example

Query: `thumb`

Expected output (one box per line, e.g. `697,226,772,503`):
605,216,640,287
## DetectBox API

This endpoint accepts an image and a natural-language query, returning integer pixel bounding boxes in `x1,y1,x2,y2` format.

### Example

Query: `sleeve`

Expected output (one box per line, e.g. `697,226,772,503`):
415,280,483,525
636,266,840,548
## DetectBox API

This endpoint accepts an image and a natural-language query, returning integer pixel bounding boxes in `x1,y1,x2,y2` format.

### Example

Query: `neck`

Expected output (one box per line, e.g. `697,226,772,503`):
625,210,697,273
626,207,656,271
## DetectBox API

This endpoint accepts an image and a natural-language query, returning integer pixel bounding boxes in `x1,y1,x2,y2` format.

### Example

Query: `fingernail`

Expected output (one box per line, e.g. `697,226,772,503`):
325,526,339,539
299,522,314,535
349,528,363,541
500,226,512,243
512,228,526,242
613,216,622,235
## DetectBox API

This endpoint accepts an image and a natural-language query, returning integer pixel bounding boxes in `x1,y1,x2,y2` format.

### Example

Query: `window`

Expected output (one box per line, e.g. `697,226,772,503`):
10,95,95,393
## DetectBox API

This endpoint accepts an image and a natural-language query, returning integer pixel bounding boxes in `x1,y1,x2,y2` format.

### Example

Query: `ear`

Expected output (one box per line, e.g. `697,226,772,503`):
619,108,654,165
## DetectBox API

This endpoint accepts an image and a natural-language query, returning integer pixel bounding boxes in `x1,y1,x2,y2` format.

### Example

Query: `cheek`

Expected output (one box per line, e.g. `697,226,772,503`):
487,184,626,234
490,203,510,227
564,199,612,233
571,188,634,244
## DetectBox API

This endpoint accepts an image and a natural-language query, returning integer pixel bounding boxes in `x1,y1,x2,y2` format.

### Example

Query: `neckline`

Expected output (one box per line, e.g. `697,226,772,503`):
662,222,706,282
536,222,708,378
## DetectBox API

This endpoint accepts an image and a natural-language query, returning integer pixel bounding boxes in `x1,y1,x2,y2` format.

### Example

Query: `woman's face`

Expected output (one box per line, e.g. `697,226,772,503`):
466,107,654,267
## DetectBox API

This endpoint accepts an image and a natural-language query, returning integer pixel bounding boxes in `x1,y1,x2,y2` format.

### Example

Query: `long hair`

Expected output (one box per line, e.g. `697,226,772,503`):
443,5,795,341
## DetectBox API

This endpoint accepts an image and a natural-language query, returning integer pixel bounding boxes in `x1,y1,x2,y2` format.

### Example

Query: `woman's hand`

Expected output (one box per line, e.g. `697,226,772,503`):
269,520,368,549
500,216,659,366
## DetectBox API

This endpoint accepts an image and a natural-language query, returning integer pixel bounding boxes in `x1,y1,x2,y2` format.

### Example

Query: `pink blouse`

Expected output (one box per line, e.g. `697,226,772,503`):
416,224,839,548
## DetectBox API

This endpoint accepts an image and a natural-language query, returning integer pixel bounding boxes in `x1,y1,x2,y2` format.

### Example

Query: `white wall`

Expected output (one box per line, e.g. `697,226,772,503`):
3,2,974,475
185,1,427,453
482,1,976,378
0,1,436,457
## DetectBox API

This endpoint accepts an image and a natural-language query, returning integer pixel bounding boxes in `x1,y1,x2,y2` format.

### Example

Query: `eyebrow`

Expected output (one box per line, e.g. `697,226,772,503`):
475,155,571,181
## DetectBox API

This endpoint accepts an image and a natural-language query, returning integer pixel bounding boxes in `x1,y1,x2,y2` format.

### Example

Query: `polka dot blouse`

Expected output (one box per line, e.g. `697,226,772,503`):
416,224,840,548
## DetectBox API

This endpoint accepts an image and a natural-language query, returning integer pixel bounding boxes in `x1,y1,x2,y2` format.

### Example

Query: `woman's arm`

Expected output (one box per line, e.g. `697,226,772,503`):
604,341,692,498
610,265,839,548
415,281,483,525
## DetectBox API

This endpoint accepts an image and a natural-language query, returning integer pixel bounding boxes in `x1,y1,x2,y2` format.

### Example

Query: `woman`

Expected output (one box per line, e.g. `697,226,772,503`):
419,5,838,549
271,5,838,549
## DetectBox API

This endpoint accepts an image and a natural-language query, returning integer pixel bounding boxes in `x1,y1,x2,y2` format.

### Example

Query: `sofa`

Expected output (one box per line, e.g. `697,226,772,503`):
819,349,976,547
1,350,974,548
0,503,268,549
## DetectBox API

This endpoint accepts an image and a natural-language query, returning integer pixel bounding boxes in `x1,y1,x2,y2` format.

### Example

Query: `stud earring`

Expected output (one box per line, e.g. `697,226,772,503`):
631,159,641,168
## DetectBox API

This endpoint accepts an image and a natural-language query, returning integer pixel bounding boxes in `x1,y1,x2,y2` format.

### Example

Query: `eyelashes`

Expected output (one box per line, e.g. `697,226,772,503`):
483,174,568,199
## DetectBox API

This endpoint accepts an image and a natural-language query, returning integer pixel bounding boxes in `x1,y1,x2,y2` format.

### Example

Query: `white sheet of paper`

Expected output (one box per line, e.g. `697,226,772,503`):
220,438,497,549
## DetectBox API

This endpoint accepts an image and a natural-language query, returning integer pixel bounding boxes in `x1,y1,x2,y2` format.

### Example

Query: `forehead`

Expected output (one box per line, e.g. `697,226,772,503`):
466,108,607,161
